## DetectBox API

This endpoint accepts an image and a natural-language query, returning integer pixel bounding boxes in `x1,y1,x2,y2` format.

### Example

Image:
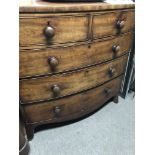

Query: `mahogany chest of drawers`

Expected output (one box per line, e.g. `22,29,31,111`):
19,0,135,140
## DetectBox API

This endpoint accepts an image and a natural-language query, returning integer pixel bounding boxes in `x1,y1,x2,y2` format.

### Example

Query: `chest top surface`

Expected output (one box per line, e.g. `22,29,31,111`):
19,0,135,13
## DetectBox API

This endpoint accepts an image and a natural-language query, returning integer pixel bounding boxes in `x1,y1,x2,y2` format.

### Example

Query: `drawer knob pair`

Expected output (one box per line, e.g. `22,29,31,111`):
112,45,120,53
108,67,116,77
44,25,55,39
48,57,59,70
52,85,61,97
116,20,125,29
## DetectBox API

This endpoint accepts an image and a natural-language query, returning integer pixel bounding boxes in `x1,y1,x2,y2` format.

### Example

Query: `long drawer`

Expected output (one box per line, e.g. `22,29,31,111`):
23,76,122,124
93,10,134,39
20,54,128,104
20,32,132,78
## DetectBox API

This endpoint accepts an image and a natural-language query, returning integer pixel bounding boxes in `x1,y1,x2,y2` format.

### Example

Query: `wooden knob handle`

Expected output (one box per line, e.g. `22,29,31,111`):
104,88,112,94
116,20,125,29
44,25,55,38
52,85,60,97
112,45,120,53
108,67,116,77
53,106,62,115
48,57,58,70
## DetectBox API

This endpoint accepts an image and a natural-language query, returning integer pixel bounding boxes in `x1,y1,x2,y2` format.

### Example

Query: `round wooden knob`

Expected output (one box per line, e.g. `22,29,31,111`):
53,106,62,115
116,20,125,29
112,45,120,53
48,57,58,69
104,88,112,94
108,67,116,77
52,85,60,97
44,25,55,38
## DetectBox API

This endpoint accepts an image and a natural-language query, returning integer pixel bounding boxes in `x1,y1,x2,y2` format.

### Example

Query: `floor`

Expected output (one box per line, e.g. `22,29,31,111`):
29,92,135,155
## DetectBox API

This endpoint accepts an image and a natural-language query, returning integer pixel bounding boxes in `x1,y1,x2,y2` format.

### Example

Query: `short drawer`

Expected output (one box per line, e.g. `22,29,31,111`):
93,10,135,39
20,32,132,78
20,54,128,104
20,14,88,46
22,76,122,124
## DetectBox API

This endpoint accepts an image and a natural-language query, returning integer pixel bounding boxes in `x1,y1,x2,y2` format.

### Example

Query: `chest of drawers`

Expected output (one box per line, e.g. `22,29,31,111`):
19,0,135,140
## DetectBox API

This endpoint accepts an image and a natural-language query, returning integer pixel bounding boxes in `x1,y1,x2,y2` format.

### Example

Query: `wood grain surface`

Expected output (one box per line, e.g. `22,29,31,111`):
20,14,89,46
93,10,134,39
19,2,135,140
20,54,128,104
23,76,122,124
20,10,134,47
20,32,132,78
19,1,135,13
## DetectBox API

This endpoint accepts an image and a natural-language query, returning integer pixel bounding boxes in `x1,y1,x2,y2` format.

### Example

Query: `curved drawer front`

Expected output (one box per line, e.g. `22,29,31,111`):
20,54,128,104
23,76,122,124
20,14,88,47
20,32,132,78
93,10,134,39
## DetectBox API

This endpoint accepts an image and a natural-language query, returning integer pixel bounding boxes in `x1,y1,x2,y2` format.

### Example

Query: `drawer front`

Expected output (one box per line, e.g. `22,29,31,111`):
20,32,132,78
23,76,122,124
20,14,88,46
93,10,134,39
20,54,128,104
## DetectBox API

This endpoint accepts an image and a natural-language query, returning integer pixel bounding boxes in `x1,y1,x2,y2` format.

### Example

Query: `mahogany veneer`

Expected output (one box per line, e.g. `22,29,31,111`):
19,1,135,140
